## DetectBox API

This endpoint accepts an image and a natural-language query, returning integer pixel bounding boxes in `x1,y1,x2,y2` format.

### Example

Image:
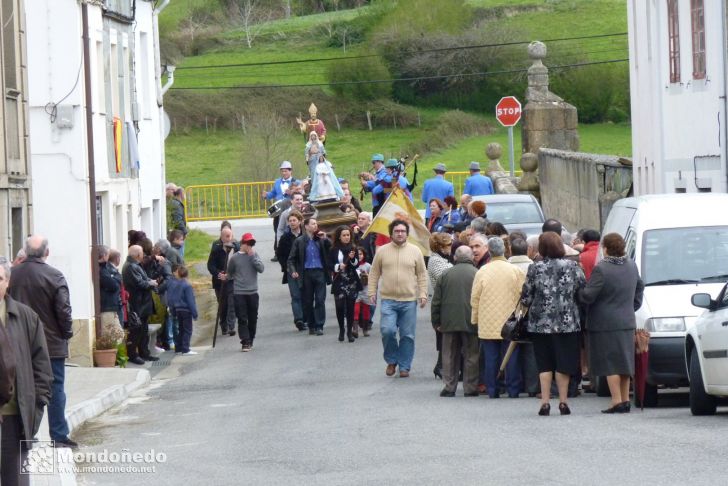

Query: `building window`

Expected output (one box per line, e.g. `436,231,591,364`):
667,0,680,83
690,0,706,79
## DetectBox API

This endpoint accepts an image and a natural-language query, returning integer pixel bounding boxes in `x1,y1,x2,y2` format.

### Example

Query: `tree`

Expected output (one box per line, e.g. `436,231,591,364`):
230,0,273,48
240,105,290,181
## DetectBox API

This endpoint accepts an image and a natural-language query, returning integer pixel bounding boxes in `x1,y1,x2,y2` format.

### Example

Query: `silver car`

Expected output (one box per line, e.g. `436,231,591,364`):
471,194,545,237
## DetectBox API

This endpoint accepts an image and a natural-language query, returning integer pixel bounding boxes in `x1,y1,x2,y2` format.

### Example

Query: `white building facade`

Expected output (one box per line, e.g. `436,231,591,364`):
26,0,169,364
627,0,728,195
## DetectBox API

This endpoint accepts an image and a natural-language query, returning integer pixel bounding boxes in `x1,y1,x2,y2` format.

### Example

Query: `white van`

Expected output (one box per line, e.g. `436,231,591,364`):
599,193,728,406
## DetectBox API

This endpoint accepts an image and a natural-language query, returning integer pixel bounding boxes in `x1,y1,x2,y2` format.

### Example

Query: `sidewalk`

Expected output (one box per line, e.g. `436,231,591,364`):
30,366,151,486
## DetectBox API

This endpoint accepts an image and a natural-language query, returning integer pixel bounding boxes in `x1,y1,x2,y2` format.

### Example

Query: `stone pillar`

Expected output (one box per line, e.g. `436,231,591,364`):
521,41,579,154
517,152,540,202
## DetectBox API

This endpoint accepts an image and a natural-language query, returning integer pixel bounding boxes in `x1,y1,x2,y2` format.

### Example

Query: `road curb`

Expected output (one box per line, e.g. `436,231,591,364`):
65,369,151,434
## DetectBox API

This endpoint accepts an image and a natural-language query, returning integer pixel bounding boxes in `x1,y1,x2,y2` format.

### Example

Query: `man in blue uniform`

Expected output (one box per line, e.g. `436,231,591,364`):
362,154,388,216
421,163,454,221
264,161,298,262
463,161,494,196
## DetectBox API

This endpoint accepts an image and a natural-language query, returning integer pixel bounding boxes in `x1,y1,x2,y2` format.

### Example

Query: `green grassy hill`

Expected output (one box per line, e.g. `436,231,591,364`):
162,0,631,206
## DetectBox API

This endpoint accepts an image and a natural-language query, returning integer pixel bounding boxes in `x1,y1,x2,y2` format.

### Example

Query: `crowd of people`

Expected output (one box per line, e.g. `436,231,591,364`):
257,155,646,416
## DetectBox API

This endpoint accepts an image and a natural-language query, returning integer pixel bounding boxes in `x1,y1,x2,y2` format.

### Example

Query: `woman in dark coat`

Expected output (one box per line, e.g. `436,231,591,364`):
329,225,362,342
276,210,305,331
521,231,586,416
578,233,644,414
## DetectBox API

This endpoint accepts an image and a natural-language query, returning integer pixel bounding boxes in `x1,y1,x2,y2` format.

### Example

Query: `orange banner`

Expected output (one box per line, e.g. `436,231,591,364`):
113,116,122,173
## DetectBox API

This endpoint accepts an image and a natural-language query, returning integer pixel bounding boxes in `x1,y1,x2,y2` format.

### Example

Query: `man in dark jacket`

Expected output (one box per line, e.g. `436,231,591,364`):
207,226,239,336
99,245,124,343
8,235,75,449
1,256,53,484
431,246,480,397
122,245,159,365
287,218,332,335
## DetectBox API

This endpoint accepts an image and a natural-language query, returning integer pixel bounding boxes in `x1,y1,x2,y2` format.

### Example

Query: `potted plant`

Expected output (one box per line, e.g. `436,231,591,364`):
93,326,126,368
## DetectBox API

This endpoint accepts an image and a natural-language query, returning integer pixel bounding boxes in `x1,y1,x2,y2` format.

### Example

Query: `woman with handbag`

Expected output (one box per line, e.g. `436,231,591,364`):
521,231,586,416
329,226,362,342
578,233,644,414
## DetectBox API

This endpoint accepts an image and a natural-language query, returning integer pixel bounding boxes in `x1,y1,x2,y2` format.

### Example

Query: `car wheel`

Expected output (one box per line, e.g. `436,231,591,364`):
689,350,717,416
594,376,610,397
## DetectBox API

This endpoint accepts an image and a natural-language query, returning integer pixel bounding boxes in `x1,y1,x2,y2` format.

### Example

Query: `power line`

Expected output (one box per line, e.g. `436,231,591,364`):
170,58,629,90
175,32,627,71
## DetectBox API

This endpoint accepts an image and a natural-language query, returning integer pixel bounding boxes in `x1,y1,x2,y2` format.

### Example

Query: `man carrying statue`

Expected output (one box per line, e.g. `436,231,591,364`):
296,103,327,144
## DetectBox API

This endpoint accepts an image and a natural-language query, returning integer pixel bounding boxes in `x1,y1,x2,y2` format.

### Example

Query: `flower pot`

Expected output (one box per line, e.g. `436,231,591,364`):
93,348,117,367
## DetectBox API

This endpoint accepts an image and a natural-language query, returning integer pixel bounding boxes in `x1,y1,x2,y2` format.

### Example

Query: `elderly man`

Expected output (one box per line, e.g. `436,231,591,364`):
463,162,494,196
421,163,454,222
471,237,526,398
469,233,490,269
165,182,178,232
98,245,124,344
369,220,428,378
9,236,75,448
353,211,375,263
431,246,479,397
207,226,239,336
122,245,159,365
0,256,53,485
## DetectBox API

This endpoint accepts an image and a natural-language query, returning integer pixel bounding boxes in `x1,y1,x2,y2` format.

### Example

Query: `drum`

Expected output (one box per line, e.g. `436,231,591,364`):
267,199,291,218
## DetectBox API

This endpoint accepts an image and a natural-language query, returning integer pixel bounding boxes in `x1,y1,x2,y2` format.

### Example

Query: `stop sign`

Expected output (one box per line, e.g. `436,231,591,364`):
495,96,522,127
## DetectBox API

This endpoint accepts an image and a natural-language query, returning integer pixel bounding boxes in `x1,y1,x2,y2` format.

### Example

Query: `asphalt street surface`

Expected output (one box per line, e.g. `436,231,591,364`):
75,220,728,485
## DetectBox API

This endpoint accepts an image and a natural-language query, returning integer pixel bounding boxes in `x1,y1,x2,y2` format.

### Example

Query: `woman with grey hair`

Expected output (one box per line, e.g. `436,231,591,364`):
578,233,644,413
471,237,526,398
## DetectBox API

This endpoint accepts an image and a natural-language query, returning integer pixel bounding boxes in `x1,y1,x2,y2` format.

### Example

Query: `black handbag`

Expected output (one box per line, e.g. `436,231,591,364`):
127,311,143,331
501,303,530,342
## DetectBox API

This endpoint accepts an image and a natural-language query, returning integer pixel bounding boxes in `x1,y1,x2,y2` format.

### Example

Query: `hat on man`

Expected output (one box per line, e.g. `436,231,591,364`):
469,161,481,171
385,159,398,169
371,154,384,163
279,161,293,170
241,233,256,245
434,163,447,173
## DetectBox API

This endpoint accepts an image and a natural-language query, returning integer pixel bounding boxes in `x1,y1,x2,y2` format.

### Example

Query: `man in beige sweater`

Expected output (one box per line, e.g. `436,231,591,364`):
369,220,428,378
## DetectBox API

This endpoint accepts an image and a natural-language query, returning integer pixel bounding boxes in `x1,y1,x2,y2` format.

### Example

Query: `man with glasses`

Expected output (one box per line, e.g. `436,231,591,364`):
368,220,428,378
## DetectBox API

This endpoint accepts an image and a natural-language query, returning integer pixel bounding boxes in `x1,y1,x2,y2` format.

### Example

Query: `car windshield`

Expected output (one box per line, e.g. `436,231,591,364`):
641,226,728,286
486,202,543,225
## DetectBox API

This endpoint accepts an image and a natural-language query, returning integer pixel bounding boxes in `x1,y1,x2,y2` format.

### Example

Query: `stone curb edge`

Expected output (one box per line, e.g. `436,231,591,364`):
65,369,152,434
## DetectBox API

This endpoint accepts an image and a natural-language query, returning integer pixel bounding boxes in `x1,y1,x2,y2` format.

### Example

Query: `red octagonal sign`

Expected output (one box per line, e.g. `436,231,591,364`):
495,96,522,127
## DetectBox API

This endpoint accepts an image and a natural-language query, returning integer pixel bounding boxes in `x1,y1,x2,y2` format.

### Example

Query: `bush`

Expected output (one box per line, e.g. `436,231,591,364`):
327,56,392,101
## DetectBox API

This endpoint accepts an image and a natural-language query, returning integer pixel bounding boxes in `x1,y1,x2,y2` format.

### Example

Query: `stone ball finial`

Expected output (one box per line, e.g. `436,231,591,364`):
520,152,538,173
486,142,502,161
528,41,547,60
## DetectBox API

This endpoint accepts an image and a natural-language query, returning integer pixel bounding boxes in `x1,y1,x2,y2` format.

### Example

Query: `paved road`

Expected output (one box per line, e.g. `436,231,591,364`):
75,221,728,485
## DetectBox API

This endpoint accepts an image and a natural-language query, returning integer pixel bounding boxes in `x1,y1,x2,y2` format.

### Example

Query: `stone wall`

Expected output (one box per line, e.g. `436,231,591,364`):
539,148,633,232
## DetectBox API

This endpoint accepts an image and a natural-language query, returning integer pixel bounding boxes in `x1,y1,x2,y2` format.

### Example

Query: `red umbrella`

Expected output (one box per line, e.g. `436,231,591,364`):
634,329,650,410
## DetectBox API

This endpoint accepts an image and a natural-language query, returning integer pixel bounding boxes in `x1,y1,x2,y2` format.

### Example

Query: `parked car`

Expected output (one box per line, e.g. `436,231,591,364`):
471,194,545,237
597,193,728,406
685,286,728,415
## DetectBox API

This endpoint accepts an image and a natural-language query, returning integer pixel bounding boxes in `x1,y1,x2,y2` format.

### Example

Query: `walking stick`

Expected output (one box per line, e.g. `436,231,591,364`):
497,341,519,380
212,292,222,349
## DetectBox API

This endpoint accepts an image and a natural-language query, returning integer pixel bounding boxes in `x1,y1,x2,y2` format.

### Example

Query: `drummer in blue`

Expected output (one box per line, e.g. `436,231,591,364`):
264,160,299,262
463,161,494,196
361,153,388,216
421,163,454,222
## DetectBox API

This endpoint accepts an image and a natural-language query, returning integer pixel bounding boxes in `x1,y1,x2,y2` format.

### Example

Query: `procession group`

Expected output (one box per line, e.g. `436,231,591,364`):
208,144,644,419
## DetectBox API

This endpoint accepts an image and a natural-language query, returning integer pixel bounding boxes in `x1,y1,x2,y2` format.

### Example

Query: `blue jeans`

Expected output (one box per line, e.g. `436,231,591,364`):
380,300,417,371
166,311,179,346
49,358,70,441
302,269,327,329
481,339,522,398
287,278,305,324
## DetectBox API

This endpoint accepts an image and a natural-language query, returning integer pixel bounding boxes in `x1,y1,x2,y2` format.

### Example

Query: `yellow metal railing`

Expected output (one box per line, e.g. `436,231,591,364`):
445,170,522,196
185,181,275,221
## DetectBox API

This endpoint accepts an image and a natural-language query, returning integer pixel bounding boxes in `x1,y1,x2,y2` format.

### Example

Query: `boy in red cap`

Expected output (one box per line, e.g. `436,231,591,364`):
227,233,265,351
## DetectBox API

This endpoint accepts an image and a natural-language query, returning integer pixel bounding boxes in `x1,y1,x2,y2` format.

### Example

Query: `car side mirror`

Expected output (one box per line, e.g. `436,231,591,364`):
691,293,713,309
